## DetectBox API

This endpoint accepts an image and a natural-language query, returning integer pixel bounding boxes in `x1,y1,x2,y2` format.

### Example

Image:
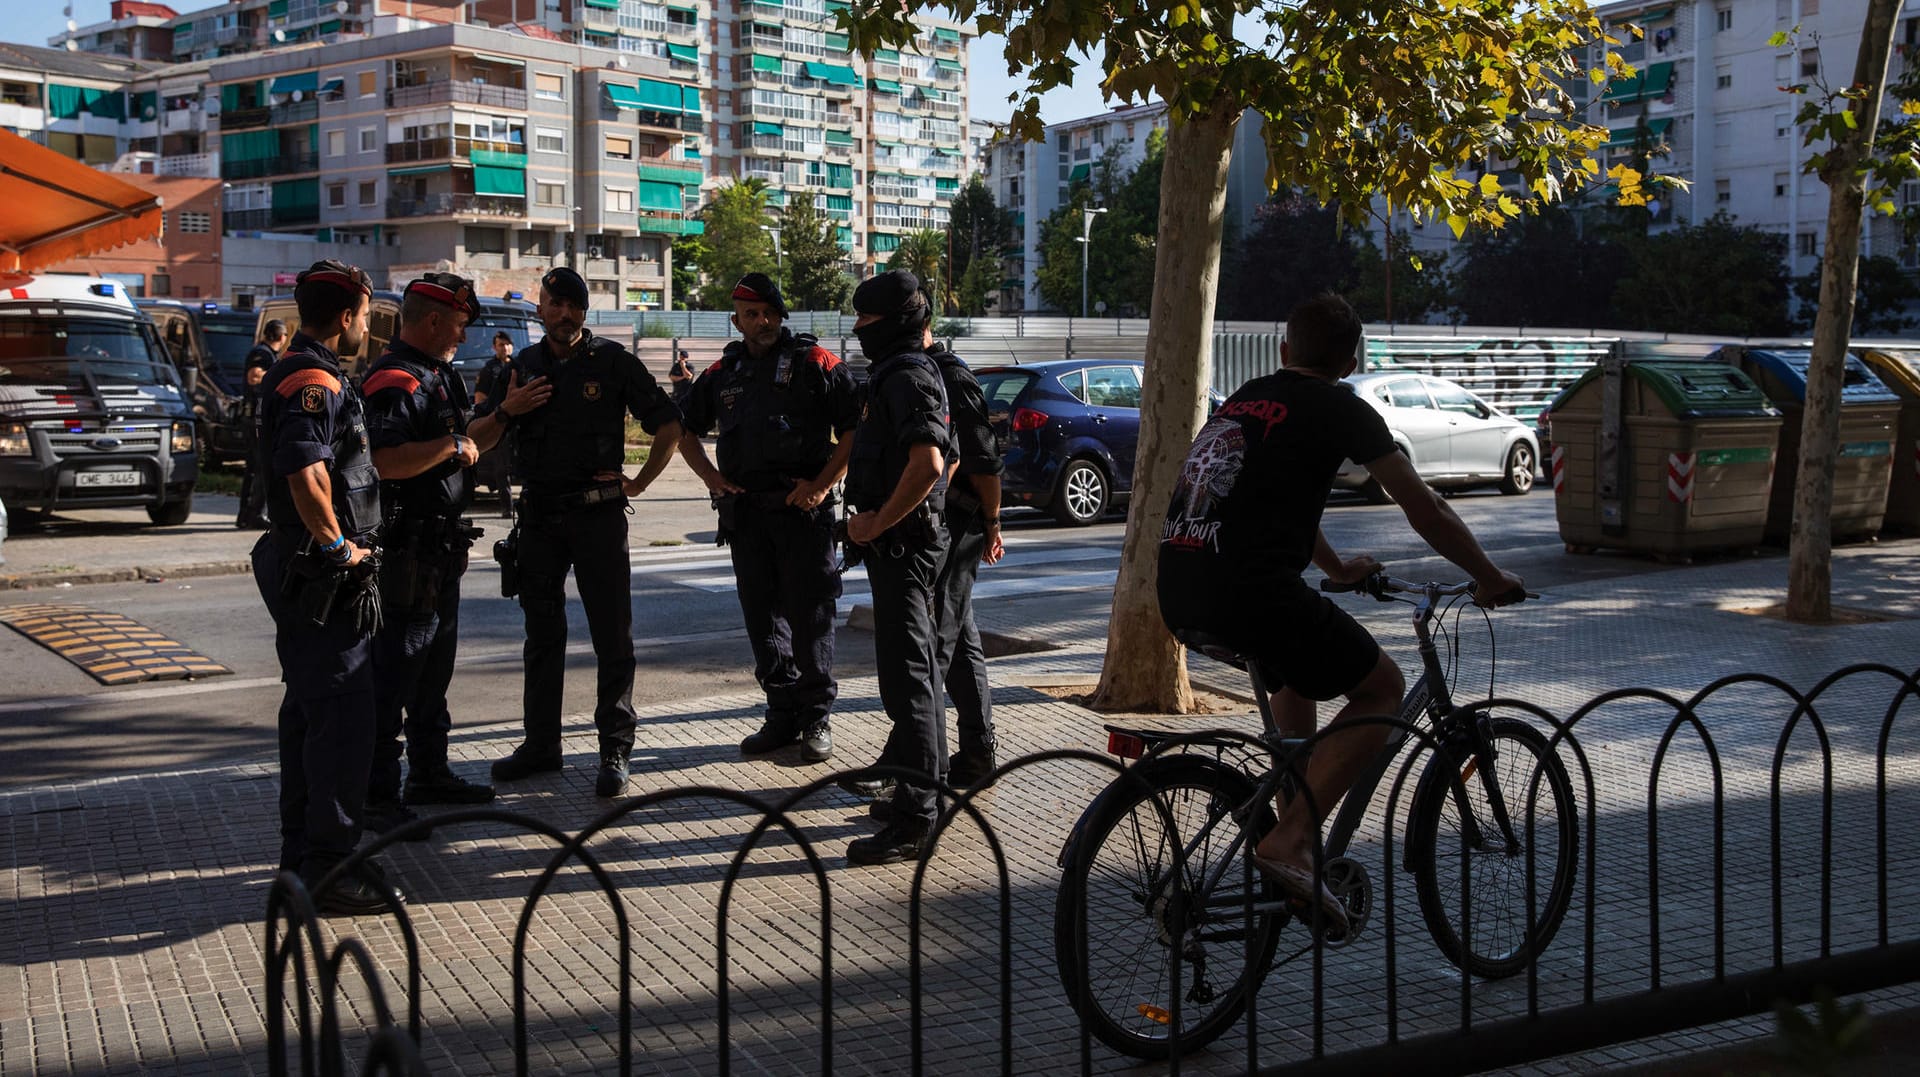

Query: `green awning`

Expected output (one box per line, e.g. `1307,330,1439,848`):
1001,278,1023,289
805,62,861,87
223,128,280,162
639,180,683,211
605,84,645,109
751,54,782,73
871,78,901,94
936,58,962,73
824,32,849,51
874,48,899,62
473,165,525,197
668,3,698,12
835,225,852,246
1633,6,1674,21
825,129,854,146
1604,116,1674,147
1601,60,1675,103
752,121,783,136
637,78,687,111
470,148,526,168
935,177,958,192
271,72,318,95
584,0,621,8
267,0,287,15
826,163,852,188
825,194,852,211
387,164,449,177
825,0,848,12
272,177,319,208
668,43,698,63
1068,163,1090,182
934,27,960,42
317,19,340,33
608,81,692,114
319,78,344,97
877,141,904,151
174,21,193,33
682,85,703,116
85,90,126,119
469,52,525,67
46,84,83,119
935,146,962,156
870,232,901,252
132,91,157,119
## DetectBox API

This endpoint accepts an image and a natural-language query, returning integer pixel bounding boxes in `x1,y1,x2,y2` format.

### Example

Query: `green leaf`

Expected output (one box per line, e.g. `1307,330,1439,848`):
1447,214,1469,239
1768,31,1791,47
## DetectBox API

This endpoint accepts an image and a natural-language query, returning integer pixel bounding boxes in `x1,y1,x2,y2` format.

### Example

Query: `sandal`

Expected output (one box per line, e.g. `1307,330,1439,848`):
1251,854,1350,937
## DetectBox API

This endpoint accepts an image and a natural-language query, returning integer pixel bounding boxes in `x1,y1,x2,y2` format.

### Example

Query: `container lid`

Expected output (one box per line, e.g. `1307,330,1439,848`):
1861,348,1920,398
1549,360,1779,419
1737,348,1901,405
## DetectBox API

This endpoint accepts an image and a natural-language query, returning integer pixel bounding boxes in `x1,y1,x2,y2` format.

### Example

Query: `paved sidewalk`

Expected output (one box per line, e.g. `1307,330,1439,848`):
7,542,1920,1074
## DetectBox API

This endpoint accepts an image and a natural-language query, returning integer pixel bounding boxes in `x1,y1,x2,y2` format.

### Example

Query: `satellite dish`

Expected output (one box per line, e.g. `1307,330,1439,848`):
290,89,303,101
66,19,77,32
273,29,285,41
335,0,348,11
65,40,78,50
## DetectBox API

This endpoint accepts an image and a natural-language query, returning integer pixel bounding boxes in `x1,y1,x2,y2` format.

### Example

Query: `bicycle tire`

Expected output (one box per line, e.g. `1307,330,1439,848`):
1405,716,1579,980
1054,754,1285,1060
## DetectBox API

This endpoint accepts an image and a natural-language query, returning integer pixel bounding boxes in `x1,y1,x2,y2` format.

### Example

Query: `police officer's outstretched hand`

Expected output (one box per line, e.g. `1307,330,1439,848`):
785,477,829,511
498,371,553,420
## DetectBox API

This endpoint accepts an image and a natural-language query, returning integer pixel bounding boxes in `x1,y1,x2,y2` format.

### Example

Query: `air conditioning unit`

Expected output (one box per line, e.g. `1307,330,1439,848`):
587,245,605,259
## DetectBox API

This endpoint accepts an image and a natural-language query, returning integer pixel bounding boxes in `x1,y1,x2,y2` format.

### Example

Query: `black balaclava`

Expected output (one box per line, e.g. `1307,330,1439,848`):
851,269,930,363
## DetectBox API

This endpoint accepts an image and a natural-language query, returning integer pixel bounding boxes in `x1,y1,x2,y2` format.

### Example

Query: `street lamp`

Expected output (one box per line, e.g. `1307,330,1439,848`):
765,224,783,281
570,204,582,269
1076,205,1106,319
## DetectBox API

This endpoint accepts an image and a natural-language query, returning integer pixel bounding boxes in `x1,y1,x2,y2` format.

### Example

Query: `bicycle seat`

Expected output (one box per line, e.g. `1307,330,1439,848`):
1172,630,1250,672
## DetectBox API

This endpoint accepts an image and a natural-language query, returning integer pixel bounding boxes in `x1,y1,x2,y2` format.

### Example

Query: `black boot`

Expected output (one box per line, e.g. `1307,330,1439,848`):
847,815,933,866
363,800,432,842
596,748,630,798
491,744,563,781
740,717,798,755
406,764,495,804
799,720,833,763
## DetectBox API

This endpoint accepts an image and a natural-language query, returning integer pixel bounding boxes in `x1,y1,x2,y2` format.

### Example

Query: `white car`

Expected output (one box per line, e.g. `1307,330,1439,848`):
1333,372,1539,503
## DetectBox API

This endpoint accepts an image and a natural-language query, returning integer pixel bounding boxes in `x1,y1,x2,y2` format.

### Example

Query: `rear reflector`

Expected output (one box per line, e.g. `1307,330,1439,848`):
1107,731,1145,760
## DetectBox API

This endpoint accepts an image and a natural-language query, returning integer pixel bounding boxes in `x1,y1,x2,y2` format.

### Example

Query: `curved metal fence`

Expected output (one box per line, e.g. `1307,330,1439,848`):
264,660,1920,1076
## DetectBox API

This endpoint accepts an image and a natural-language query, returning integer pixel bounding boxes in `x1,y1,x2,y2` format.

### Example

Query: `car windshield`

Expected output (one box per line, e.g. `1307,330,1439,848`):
0,317,178,387
199,314,259,391
451,314,538,365
975,370,1037,419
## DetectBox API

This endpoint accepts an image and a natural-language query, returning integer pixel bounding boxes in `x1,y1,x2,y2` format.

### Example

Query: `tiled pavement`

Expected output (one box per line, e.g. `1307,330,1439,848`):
8,541,1920,1074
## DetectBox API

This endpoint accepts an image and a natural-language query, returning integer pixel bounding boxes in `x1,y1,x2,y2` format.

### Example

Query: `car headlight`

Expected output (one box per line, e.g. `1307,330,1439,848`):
0,422,28,456
171,421,196,454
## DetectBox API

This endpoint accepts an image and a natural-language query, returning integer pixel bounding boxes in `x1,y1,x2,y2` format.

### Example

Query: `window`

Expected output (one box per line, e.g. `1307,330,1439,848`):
358,71,376,97
465,226,507,254
1426,380,1486,418
536,127,565,154
152,273,171,296
536,181,565,206
1083,366,1141,409
358,181,376,206
1056,369,1086,403
326,129,345,157
359,127,376,153
1801,48,1819,78
1715,119,1732,147
1386,380,1433,410
605,135,633,160
1716,178,1731,205
1716,6,1732,32
327,183,346,208
1717,65,1732,90
1777,0,1790,23
1776,112,1791,139
605,187,635,213
176,210,211,233
1776,172,1790,197
1775,54,1792,82
1797,232,1817,257
1803,0,1819,13
534,72,564,100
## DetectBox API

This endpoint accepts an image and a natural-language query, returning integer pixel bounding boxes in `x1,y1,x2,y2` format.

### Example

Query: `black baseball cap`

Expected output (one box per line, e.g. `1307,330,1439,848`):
541,266,590,309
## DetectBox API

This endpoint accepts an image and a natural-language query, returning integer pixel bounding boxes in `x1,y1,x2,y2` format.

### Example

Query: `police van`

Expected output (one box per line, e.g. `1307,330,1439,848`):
251,289,403,383
0,274,200,526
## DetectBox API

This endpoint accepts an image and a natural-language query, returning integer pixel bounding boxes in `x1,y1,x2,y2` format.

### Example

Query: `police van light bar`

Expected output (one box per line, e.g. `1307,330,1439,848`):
90,282,116,297
203,301,219,312
503,290,523,301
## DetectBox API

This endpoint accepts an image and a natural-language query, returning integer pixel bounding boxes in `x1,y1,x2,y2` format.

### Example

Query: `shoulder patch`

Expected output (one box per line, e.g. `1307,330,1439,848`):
299,383,328,414
361,369,422,397
803,346,843,371
275,368,342,398
704,359,724,376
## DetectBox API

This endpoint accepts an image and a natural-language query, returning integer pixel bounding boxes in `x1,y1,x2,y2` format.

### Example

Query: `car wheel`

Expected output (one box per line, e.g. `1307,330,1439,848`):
1499,441,1536,496
1051,458,1110,526
146,496,193,526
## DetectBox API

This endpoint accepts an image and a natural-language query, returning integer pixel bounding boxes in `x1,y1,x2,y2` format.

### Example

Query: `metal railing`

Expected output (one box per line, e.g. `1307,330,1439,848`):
222,151,320,180
386,81,529,111
386,193,527,218
262,659,1920,1075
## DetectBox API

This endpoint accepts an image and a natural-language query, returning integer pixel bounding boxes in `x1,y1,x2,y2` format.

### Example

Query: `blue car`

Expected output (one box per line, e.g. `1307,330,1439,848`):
975,359,1220,526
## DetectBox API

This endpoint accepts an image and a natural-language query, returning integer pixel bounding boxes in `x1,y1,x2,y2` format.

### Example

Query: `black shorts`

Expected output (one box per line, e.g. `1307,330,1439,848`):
1158,570,1381,702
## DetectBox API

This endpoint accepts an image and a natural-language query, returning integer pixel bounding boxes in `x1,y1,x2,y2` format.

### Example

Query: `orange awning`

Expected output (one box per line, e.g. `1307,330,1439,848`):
0,128,164,272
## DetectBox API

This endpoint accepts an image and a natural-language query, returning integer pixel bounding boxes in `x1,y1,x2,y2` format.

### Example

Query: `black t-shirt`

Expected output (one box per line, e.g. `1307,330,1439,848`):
930,344,1000,481
1160,370,1395,581
475,356,509,402
846,350,949,511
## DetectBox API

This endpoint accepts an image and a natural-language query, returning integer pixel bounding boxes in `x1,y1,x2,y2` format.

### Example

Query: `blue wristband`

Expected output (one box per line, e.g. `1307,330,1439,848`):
324,534,345,550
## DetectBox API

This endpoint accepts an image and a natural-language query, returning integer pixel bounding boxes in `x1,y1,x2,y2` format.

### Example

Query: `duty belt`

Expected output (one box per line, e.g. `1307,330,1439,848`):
736,489,837,512
519,480,625,514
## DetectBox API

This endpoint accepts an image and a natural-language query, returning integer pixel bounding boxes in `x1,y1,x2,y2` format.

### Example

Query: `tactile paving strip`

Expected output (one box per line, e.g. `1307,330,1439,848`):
0,603,232,685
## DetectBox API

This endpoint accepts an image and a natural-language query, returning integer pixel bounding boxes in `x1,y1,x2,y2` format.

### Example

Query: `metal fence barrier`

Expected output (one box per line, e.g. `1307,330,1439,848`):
265,660,1920,1076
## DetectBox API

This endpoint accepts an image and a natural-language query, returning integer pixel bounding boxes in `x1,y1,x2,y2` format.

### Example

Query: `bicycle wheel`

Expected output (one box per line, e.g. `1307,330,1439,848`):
1406,716,1579,980
1054,754,1285,1060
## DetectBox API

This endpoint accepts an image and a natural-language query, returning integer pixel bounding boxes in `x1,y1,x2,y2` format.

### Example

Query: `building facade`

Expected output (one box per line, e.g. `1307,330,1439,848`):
36,174,225,298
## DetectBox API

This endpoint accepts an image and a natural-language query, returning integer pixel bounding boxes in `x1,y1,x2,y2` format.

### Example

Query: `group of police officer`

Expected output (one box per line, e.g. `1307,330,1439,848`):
252,257,1003,913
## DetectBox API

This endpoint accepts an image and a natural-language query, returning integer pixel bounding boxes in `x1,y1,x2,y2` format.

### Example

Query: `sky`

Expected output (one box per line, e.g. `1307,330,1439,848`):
8,2,1127,129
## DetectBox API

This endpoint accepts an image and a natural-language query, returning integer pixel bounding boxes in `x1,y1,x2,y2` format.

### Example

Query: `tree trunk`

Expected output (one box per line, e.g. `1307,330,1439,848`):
1089,107,1240,714
1787,0,1900,622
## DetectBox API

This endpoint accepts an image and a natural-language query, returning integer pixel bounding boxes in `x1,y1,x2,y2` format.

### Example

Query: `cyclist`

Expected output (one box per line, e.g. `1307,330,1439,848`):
1157,292,1525,933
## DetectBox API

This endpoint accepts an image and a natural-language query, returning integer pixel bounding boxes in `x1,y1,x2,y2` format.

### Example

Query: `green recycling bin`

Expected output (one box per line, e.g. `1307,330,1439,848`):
1549,359,1781,559
1859,347,1920,535
1719,347,1898,543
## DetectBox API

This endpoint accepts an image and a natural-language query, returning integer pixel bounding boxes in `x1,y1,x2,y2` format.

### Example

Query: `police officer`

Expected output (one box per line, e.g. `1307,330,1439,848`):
841,270,951,866
677,272,860,763
250,260,395,915
361,275,552,833
484,267,685,798
927,330,1005,786
235,318,288,529
472,330,515,409
669,348,695,407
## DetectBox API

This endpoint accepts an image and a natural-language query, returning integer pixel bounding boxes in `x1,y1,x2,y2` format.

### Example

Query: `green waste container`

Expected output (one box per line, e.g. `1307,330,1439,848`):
1550,359,1781,558
1718,347,1898,543
1859,347,1920,535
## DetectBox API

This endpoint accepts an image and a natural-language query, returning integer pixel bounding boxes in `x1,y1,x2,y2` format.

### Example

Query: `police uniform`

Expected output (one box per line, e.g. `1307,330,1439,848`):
485,320,679,784
235,341,278,528
843,271,951,860
683,313,860,760
250,326,384,890
928,341,1002,779
362,322,492,817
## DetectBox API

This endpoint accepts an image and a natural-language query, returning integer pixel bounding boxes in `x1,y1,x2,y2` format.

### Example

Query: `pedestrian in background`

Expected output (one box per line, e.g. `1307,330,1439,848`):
677,273,860,764
473,330,515,410
235,318,288,530
485,267,685,799
669,348,695,407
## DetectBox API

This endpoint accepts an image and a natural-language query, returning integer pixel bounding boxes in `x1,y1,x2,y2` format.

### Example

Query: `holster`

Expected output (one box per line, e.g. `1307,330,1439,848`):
380,513,478,615
945,485,982,519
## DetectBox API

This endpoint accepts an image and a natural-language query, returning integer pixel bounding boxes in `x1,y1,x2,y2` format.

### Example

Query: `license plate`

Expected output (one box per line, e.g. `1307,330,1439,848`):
75,471,141,488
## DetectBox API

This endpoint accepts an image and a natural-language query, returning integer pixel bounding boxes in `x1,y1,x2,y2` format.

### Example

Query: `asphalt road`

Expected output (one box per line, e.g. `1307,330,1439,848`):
0,486,1663,789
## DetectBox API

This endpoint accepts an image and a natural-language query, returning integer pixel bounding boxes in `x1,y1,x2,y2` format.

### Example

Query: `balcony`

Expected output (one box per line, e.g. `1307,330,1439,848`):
159,152,220,177
386,193,527,218
387,81,528,111
637,161,704,185
270,99,318,126
225,208,272,231
222,151,320,180
272,204,320,228
636,214,705,236
220,106,270,130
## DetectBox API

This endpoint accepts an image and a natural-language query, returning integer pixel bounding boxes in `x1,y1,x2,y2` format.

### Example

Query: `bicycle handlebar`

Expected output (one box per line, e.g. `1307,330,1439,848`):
1319,571,1537,606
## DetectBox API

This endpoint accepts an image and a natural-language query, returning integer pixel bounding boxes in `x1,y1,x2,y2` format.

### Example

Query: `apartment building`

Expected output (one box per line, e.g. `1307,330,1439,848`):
51,0,468,62
0,43,158,165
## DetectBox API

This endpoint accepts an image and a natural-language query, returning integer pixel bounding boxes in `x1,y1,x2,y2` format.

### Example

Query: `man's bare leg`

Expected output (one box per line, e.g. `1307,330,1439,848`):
1255,652,1405,866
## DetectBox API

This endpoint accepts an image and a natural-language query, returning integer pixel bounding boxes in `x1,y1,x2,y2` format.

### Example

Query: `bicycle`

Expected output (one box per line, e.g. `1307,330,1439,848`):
1053,571,1580,1060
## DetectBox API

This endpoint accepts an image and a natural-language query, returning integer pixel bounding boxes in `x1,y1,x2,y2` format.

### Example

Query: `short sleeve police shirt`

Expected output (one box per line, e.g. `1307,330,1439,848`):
934,348,1001,479
873,357,948,451
1160,370,1395,580
266,352,347,479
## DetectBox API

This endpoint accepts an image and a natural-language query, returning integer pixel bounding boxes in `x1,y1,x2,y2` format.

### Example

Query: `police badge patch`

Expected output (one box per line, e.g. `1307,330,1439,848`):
301,385,327,413
582,380,602,401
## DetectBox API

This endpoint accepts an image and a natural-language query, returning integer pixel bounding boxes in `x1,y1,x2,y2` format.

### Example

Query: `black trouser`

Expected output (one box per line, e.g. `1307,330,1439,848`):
729,500,840,731
933,503,994,759
369,562,464,802
237,451,268,525
867,533,948,827
252,533,376,877
516,498,637,755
